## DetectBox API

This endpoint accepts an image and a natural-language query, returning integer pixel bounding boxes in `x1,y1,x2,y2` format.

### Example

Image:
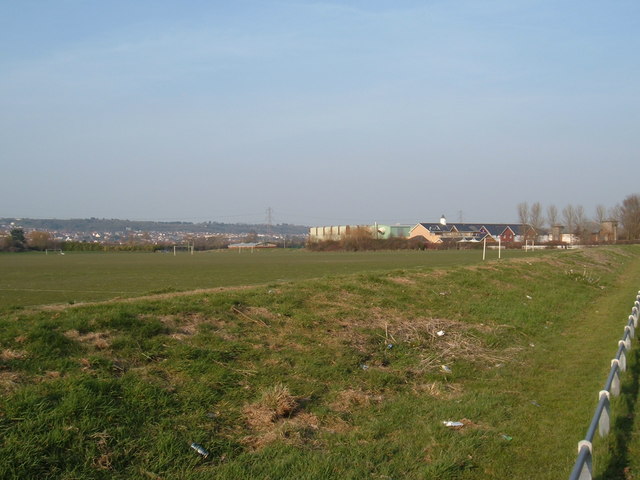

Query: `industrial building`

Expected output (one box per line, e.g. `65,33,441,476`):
308,224,412,242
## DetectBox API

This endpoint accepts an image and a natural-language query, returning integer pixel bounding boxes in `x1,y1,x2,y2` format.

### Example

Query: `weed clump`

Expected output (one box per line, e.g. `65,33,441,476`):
244,383,297,428
242,383,319,449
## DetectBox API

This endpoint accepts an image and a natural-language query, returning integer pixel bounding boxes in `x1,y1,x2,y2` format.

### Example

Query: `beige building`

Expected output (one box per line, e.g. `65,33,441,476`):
599,220,618,243
308,225,362,241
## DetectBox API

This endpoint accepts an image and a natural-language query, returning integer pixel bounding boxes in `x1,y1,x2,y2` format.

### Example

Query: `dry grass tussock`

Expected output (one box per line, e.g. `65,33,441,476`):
0,349,27,361
243,383,319,449
245,306,279,322
90,431,113,471
231,305,275,328
154,313,238,341
244,383,298,428
388,276,416,285
307,289,362,315
64,330,111,350
412,381,464,399
0,371,21,393
416,325,515,371
331,388,383,412
578,247,631,271
339,310,515,371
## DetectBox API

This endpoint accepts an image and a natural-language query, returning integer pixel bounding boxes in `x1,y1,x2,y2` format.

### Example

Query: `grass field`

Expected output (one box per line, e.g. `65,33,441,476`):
0,248,535,311
1,246,640,478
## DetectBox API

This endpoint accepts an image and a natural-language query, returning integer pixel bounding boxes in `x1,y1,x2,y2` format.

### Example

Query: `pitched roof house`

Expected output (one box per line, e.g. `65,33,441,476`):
409,216,536,244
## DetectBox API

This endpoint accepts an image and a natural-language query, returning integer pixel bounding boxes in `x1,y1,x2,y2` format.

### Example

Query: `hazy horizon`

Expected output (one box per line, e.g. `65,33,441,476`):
2,1,639,226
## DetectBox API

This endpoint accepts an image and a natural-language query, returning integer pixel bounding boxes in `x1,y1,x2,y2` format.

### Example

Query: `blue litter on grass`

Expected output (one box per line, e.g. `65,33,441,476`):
190,442,209,458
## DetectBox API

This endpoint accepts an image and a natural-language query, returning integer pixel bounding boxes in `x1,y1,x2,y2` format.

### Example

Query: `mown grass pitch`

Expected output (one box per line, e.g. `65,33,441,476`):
0,248,535,311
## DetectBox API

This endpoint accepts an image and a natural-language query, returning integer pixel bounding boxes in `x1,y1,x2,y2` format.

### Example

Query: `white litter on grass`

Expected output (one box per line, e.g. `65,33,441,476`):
442,421,464,428
436,330,445,337
441,365,452,373
526,295,533,300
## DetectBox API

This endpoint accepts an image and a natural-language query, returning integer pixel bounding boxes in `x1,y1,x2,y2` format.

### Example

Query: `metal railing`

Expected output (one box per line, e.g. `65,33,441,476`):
568,293,640,480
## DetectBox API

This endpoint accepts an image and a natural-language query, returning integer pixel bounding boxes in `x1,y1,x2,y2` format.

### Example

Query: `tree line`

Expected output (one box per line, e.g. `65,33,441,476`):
517,193,640,242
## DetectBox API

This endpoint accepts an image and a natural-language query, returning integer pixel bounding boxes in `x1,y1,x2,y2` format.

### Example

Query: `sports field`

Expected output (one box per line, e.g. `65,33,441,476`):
0,248,535,311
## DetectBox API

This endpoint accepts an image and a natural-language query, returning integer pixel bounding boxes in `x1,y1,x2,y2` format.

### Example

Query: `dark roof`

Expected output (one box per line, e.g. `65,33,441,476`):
417,223,455,233
480,224,517,236
417,222,535,236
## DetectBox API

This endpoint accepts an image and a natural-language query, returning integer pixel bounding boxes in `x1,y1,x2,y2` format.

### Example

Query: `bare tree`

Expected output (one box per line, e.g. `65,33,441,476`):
574,205,586,230
574,205,589,242
621,194,640,240
517,202,530,239
594,205,607,224
609,204,623,223
517,202,529,224
27,231,56,251
546,205,558,227
529,202,545,232
562,204,576,243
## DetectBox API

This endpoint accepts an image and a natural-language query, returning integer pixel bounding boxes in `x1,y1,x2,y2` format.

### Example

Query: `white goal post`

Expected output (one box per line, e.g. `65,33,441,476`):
173,244,194,256
45,249,64,255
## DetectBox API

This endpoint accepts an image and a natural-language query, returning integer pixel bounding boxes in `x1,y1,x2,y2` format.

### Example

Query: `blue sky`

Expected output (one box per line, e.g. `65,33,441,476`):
1,1,639,225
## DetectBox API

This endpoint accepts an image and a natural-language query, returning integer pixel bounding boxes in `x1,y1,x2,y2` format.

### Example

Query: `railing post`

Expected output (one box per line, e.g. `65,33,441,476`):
610,360,621,396
618,341,627,371
625,324,635,340
569,441,592,480
598,391,610,437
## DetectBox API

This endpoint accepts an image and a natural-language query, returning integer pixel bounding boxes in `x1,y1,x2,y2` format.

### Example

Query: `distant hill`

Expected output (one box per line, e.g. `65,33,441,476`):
0,218,309,236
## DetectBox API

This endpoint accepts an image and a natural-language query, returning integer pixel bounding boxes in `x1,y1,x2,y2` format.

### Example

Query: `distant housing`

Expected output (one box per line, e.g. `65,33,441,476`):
309,215,619,247
408,220,536,244
309,216,535,245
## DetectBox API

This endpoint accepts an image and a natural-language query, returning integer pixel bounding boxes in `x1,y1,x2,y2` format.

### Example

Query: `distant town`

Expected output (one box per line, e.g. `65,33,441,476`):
0,217,309,251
